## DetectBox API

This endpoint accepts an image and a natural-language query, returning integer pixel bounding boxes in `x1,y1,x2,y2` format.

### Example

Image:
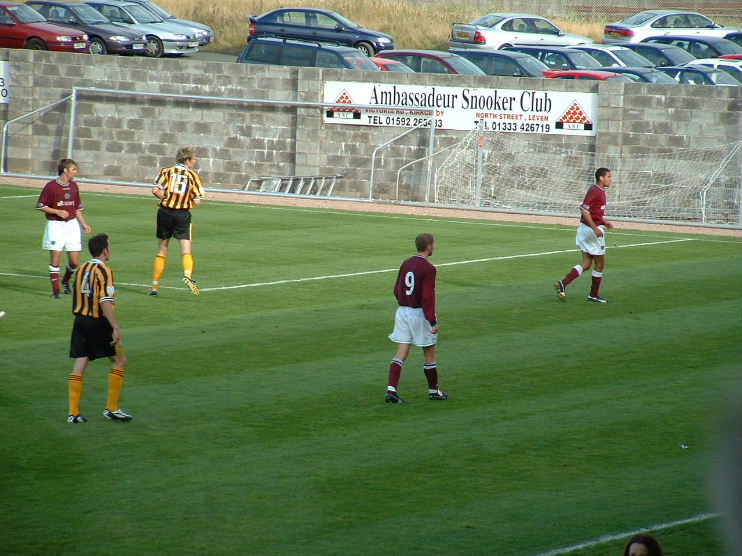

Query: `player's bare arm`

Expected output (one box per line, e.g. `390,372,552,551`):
77,211,91,233
100,300,121,345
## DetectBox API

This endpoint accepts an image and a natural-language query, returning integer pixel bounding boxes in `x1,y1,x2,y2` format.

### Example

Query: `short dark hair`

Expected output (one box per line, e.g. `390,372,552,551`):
58,158,77,175
88,233,109,257
622,533,664,556
415,233,434,252
595,167,611,182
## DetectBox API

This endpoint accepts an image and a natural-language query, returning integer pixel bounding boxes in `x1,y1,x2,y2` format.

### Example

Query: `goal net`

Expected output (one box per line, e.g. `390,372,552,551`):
433,129,741,226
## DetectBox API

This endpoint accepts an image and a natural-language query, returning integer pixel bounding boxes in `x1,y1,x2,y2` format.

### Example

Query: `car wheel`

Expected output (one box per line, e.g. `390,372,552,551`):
26,38,47,50
498,43,513,50
355,41,374,56
145,36,163,57
90,37,108,55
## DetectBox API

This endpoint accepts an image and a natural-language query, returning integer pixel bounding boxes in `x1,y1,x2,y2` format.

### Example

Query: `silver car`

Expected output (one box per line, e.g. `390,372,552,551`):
83,0,198,57
572,45,655,68
603,10,740,44
125,0,213,46
449,13,592,50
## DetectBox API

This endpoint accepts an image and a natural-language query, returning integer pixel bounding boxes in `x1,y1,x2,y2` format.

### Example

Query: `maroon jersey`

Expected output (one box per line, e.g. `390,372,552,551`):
393,255,437,325
579,184,607,226
36,179,83,222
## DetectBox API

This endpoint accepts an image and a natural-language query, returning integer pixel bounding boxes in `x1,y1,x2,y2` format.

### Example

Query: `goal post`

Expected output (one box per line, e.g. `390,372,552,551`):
431,129,741,227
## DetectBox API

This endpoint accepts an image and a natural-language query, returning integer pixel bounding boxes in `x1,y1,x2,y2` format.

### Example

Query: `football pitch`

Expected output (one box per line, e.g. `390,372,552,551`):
1,183,740,556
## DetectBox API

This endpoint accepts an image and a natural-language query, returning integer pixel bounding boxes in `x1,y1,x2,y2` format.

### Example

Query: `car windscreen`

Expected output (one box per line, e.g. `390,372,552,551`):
71,4,110,24
471,14,505,28
571,51,603,68
518,55,549,73
446,55,486,75
619,12,658,25
8,4,47,23
126,3,162,23
343,51,380,71
613,48,655,67
143,0,172,19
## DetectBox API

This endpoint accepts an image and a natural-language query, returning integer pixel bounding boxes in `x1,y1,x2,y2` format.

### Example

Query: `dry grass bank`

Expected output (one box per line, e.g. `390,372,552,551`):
156,0,610,52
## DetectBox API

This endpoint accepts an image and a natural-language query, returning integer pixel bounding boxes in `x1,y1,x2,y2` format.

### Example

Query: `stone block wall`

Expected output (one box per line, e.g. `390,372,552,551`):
1,49,739,201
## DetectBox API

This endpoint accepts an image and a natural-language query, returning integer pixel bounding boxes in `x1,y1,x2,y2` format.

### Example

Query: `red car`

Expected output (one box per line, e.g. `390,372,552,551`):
0,1,89,51
543,69,635,81
370,56,414,72
375,49,485,75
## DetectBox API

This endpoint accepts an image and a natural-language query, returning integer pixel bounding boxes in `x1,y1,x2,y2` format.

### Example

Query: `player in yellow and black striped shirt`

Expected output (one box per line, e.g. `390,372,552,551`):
149,147,205,296
67,233,132,423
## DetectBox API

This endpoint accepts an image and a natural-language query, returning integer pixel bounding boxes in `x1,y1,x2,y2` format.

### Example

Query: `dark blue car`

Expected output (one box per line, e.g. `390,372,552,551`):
247,8,395,56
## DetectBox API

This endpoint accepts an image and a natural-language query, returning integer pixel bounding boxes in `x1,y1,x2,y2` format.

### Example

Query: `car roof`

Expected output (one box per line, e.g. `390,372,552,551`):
26,1,81,5
546,69,622,77
475,13,548,18
633,9,698,15
449,48,533,59
508,46,584,52
576,45,633,51
380,49,458,57
251,36,358,52
644,35,729,43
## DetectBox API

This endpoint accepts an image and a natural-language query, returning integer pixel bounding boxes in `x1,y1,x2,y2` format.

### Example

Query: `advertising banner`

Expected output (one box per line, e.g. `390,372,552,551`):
323,81,597,136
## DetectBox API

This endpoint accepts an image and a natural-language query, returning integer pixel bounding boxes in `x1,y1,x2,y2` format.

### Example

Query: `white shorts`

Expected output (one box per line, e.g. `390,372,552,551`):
389,306,437,347
576,223,606,256
42,220,82,252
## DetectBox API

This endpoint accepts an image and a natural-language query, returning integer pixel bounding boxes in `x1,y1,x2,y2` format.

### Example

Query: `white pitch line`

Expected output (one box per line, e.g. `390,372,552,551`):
0,238,696,292
199,238,693,292
533,512,719,556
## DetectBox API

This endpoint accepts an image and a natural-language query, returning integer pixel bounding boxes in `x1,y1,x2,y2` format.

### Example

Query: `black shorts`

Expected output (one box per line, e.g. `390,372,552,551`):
69,315,115,360
156,207,192,240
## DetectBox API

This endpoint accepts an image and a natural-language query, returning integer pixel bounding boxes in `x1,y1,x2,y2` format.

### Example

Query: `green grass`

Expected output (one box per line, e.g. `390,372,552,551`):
1,183,739,556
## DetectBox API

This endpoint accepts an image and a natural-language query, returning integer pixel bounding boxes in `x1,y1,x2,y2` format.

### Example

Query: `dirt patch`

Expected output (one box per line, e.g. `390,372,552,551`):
7,176,740,237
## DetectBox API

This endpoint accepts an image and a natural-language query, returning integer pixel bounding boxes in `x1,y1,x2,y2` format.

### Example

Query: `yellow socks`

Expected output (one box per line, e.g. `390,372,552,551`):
152,254,166,290
106,368,125,412
182,253,194,278
68,373,83,415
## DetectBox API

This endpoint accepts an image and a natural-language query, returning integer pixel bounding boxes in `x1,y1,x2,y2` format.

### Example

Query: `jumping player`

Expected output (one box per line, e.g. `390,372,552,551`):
554,167,614,303
35,159,91,299
386,233,447,403
149,147,205,296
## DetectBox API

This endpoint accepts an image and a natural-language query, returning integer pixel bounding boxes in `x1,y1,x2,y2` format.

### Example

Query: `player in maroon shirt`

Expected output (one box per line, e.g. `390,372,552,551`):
35,159,91,299
386,233,447,403
554,167,614,303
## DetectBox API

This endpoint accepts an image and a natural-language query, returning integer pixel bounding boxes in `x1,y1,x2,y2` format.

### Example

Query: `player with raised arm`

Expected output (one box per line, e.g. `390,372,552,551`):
554,167,614,303
385,233,447,403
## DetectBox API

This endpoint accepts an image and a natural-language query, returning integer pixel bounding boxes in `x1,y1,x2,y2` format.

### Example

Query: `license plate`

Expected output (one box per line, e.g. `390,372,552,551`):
188,42,198,47
133,44,144,50
74,42,86,48
609,32,621,38
456,32,470,39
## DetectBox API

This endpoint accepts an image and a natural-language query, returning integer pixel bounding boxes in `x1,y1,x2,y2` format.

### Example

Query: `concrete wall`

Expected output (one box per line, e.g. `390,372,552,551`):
1,49,740,201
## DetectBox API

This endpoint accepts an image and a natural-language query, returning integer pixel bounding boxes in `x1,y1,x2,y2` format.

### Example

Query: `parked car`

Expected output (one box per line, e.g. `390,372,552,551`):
449,48,549,77
237,36,380,71
370,56,414,72
724,31,741,46
26,0,146,55
543,69,635,81
0,1,88,50
572,44,654,67
375,49,485,75
603,10,739,44
599,66,679,83
658,65,741,85
685,58,742,81
641,35,742,59
83,0,198,57
504,46,603,70
124,0,212,46
247,7,394,56
449,13,592,50
618,42,698,67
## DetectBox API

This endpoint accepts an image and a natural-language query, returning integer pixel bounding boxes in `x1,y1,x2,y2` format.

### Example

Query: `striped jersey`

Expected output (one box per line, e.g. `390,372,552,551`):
154,164,205,210
71,258,116,318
